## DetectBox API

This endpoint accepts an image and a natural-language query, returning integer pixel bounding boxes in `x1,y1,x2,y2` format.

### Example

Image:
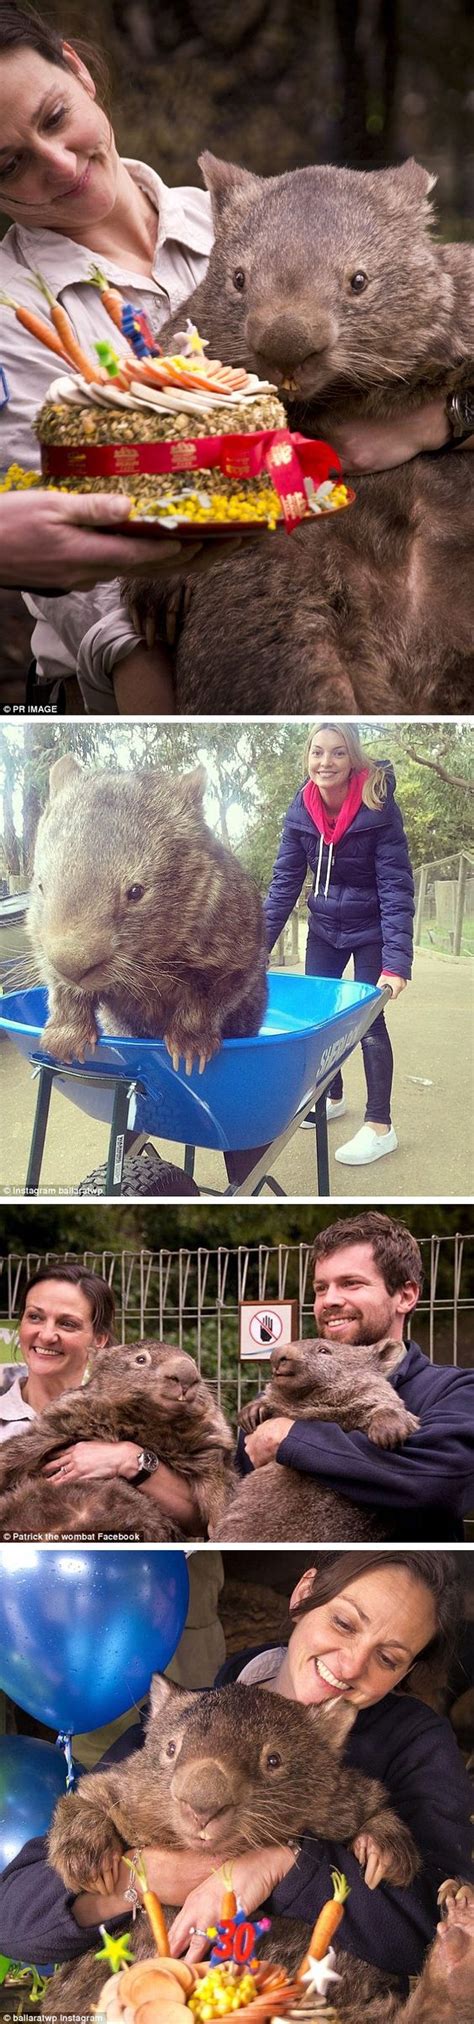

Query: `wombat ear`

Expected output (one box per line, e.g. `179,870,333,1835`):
307,1699,357,1753
375,1338,406,1373
48,755,83,800
173,764,207,813
149,1673,191,1718
380,158,437,208
198,151,262,223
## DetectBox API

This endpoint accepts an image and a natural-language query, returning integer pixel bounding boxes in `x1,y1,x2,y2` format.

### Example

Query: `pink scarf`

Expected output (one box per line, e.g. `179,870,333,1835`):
302,767,370,844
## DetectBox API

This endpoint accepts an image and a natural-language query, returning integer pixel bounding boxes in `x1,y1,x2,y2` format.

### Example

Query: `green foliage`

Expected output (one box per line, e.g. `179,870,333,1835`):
1,722,471,890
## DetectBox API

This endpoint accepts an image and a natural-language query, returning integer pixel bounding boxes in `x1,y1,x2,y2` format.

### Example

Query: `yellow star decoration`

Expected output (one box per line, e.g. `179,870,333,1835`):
95,1928,135,1973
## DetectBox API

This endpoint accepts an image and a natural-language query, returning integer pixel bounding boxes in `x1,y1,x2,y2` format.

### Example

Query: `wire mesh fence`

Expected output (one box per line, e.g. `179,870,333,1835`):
1,1235,472,1418
413,851,474,957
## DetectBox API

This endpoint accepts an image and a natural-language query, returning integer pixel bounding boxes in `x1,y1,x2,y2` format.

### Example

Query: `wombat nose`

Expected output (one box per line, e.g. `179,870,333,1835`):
247,309,336,367
172,1760,233,1819
45,931,112,983
272,1351,296,1375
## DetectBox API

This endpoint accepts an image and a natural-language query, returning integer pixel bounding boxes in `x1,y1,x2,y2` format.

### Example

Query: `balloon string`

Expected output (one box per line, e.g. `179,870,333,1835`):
56,1731,75,1790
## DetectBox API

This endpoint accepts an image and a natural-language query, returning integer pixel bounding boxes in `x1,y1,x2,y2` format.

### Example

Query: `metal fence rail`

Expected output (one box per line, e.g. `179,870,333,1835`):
1,1236,472,1411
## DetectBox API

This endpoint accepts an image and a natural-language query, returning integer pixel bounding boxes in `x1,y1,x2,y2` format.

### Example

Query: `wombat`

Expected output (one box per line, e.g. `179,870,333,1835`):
29,755,268,1069
214,1337,420,1542
395,1880,474,2024
124,153,474,715
0,1341,234,1541
44,1674,419,2019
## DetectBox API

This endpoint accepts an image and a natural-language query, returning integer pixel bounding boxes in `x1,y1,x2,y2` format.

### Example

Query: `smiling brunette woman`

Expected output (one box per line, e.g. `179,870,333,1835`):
0,1550,471,2010
0,1,213,709
0,1265,199,1528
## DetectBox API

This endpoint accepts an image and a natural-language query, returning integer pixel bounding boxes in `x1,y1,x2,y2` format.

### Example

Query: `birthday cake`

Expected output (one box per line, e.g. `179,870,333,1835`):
0,275,352,530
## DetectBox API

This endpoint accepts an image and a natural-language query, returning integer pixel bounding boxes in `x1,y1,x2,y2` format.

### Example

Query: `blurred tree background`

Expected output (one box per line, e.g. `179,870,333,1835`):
1,0,468,232
1,718,472,886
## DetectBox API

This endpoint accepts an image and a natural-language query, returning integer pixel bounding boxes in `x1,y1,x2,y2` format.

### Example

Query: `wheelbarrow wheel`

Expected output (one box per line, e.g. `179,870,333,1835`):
76,1143,200,1196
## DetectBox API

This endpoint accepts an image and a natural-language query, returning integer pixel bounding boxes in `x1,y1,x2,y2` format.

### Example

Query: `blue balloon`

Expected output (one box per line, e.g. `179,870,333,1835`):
0,1549,189,1735
0,1735,75,1872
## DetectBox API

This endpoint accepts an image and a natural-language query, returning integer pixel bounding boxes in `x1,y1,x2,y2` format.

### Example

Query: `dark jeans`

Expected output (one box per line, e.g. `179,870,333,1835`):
305,931,393,1126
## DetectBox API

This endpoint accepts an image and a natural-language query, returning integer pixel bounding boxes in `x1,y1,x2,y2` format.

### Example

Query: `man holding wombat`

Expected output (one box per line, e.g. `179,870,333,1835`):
238,1212,474,1542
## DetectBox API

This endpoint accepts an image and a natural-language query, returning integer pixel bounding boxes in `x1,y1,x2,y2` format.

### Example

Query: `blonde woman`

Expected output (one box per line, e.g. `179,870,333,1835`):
264,723,415,1165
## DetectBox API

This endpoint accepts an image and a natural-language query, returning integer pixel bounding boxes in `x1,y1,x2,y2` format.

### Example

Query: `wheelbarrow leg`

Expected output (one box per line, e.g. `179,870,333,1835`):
25,1065,55,1194
105,1080,135,1195
314,1091,330,1196
184,1145,196,1179
224,1143,270,1187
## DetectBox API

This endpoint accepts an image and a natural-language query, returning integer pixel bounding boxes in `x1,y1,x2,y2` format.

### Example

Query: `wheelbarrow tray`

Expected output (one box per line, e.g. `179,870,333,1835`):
0,974,380,1154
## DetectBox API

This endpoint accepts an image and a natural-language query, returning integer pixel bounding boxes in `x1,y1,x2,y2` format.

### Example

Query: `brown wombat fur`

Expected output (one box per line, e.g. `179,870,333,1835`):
124,154,474,716
0,1341,234,1541
44,1675,420,2020
392,1883,474,2022
214,1337,419,1542
29,755,268,1068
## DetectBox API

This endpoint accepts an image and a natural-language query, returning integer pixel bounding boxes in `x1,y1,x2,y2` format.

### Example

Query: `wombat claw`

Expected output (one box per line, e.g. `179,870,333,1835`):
40,1018,98,1064
164,1033,215,1075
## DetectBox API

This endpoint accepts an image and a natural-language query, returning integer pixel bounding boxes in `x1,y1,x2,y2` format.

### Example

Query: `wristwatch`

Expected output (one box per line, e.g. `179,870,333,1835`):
134,1448,161,1479
445,388,474,442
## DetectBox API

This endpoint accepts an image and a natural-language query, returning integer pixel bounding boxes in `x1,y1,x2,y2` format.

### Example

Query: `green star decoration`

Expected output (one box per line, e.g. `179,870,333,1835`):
95,1928,135,1974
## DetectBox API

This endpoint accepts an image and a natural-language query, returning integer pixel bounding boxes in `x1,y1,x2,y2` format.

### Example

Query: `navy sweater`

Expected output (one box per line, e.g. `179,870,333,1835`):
264,769,415,976
236,1342,474,1541
0,1680,472,1993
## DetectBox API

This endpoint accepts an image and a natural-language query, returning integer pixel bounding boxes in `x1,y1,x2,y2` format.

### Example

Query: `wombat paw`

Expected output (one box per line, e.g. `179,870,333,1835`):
438,1878,471,1911
369,1815,420,1886
164,1027,220,1076
366,1406,420,1449
41,1014,99,1064
238,1399,269,1433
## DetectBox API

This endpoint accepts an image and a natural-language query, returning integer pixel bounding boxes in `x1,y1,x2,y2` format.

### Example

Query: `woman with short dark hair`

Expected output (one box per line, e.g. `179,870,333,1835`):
0,1267,199,1529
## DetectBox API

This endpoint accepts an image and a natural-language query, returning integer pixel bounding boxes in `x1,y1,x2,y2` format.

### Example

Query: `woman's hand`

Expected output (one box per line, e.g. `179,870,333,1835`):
167,1845,298,1962
327,401,452,473
377,973,407,1001
352,1830,400,1890
42,1441,142,1482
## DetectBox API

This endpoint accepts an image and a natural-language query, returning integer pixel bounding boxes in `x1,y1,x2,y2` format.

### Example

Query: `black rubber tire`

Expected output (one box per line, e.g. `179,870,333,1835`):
76,1145,200,1196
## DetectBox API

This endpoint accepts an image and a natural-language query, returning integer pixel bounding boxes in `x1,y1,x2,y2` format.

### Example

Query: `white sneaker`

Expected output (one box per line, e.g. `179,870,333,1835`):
326,1096,347,1120
335,1124,398,1166
301,1095,347,1130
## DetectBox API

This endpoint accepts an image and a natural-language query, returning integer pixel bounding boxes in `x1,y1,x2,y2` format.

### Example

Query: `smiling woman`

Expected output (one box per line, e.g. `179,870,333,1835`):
0,1268,200,1529
0,0,214,708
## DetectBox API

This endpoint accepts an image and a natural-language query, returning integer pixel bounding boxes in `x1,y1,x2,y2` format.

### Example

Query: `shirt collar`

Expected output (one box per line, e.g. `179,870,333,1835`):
11,159,213,292
0,1373,36,1422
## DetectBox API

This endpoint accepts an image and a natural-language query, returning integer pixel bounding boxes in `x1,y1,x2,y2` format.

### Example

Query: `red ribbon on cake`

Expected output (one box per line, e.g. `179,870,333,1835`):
40,428,343,531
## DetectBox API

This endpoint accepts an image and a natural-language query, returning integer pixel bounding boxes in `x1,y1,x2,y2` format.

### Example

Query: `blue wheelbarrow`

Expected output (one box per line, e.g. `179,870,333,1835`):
0,974,389,1197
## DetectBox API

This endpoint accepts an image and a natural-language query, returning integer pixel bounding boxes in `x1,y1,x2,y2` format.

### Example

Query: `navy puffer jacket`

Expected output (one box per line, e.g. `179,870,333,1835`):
264,765,415,978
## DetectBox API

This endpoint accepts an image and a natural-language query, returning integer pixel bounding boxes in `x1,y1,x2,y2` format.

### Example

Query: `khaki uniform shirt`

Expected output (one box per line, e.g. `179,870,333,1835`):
0,160,213,701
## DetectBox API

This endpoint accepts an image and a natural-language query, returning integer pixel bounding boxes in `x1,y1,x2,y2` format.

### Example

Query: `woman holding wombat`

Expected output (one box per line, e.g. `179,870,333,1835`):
1,5,470,717
0,1551,472,2011
0,1266,201,1531
265,721,415,1166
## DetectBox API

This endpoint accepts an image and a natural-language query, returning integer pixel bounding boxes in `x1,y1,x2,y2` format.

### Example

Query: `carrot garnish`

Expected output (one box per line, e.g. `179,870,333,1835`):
0,291,71,363
123,1853,169,1956
34,272,105,383
88,265,124,332
296,1869,350,1975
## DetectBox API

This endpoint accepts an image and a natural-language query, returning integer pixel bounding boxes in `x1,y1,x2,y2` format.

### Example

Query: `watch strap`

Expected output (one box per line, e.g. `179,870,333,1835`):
446,388,474,442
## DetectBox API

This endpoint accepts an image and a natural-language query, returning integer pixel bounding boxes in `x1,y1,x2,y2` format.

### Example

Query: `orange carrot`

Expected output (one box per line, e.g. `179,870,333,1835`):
34,272,104,383
221,1889,237,1919
142,1889,169,1956
296,1869,350,1976
88,265,124,332
0,291,71,362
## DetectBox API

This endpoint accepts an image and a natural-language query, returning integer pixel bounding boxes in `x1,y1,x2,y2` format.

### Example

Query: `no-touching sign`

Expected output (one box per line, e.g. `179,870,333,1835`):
239,1300,299,1360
